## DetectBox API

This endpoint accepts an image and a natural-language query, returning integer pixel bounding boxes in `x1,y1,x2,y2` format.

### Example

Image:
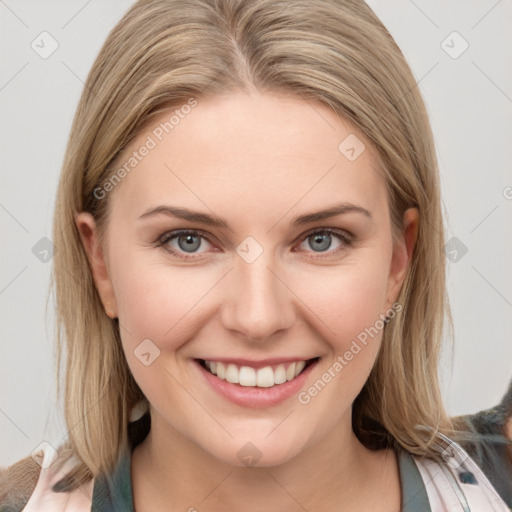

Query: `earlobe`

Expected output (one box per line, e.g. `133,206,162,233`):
386,207,419,307
74,211,118,318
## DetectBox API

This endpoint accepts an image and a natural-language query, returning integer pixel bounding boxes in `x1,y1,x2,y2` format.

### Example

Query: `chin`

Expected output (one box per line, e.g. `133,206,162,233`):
207,436,306,469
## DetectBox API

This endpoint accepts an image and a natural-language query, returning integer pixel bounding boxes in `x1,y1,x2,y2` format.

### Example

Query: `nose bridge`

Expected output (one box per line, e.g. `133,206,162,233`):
221,244,294,341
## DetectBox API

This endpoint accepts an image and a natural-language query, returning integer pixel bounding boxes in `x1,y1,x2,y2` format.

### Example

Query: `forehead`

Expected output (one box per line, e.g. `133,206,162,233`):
108,91,386,221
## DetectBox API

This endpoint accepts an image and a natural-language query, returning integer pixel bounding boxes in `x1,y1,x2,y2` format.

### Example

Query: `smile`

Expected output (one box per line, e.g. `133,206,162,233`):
198,358,318,388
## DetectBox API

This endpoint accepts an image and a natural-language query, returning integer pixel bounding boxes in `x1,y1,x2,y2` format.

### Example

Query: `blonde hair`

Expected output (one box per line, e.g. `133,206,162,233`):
2,0,455,498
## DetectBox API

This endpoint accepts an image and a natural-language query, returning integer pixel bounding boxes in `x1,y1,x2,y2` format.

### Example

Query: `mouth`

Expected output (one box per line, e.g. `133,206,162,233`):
196,357,320,388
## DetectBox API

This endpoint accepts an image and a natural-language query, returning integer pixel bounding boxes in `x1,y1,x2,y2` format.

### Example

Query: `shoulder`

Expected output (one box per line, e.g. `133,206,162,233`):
409,434,510,511
0,447,94,512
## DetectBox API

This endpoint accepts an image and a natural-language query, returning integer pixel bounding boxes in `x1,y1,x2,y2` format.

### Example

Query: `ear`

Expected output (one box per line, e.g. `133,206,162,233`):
74,211,118,318
385,207,419,309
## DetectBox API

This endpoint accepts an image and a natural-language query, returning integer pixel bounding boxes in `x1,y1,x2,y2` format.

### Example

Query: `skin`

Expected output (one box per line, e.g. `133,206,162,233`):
76,89,419,511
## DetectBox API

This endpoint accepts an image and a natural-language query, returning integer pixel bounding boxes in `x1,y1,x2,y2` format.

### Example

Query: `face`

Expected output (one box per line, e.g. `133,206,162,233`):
76,90,417,468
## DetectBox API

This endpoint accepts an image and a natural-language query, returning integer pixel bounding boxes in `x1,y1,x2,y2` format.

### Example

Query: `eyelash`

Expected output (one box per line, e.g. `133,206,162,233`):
155,228,353,261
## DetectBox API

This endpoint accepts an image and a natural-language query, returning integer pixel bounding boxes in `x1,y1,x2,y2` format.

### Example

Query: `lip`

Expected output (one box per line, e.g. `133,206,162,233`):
193,357,319,408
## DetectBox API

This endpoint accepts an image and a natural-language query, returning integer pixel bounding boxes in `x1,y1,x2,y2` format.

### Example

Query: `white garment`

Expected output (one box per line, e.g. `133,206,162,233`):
413,433,510,511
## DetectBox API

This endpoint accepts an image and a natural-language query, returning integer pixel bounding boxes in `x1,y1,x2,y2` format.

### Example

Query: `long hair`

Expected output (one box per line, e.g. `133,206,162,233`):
2,0,454,497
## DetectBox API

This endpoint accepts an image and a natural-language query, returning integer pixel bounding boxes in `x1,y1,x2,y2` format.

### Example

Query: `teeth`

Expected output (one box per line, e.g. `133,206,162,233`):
203,359,310,388
256,366,274,388
274,364,287,385
226,364,239,384
286,362,296,381
240,366,256,386
216,362,226,380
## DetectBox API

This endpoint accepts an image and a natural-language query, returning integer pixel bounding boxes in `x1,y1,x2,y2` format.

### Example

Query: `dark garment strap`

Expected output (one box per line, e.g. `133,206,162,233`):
398,449,432,511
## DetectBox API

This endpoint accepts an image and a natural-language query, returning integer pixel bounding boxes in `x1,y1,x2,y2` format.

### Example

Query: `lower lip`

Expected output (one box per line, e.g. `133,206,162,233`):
194,359,318,408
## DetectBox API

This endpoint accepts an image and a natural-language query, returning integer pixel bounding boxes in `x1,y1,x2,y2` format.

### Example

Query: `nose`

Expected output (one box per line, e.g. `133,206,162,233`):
220,250,296,343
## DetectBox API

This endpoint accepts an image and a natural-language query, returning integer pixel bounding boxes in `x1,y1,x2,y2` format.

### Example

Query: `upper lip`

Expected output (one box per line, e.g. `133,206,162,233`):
197,357,318,369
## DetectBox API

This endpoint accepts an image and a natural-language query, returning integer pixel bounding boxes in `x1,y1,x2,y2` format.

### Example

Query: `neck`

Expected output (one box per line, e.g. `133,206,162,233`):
131,411,400,512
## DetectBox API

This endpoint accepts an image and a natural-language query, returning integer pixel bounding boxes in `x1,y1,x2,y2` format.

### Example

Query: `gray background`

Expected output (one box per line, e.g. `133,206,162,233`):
1,0,511,467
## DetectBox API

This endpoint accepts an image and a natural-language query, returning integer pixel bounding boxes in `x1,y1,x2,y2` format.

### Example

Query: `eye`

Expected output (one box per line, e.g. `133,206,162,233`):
157,230,214,259
295,228,352,257
155,227,353,260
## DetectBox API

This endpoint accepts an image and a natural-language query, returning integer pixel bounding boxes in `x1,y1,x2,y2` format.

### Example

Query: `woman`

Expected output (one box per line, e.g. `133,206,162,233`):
1,0,509,510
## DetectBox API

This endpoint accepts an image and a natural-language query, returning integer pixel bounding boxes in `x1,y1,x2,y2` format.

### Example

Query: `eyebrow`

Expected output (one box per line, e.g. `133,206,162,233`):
138,202,372,229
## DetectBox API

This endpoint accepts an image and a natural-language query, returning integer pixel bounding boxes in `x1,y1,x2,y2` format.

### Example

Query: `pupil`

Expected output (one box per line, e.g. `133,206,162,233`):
310,233,331,252
179,233,201,252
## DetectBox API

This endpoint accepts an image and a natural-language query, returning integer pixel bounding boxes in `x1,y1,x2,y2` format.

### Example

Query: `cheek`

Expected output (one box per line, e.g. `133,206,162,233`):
114,259,217,348
291,270,390,423
112,259,219,411
290,252,392,400
293,252,391,343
